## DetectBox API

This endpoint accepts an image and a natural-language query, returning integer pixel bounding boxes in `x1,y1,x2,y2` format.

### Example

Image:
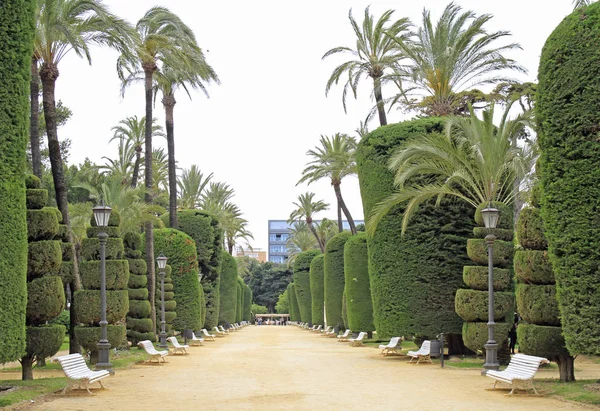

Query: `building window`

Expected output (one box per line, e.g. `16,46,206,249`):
269,221,290,230
270,255,285,264
270,245,286,253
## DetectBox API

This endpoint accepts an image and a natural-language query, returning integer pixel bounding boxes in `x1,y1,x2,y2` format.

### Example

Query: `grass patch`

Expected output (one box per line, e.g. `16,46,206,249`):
0,378,67,408
537,379,600,405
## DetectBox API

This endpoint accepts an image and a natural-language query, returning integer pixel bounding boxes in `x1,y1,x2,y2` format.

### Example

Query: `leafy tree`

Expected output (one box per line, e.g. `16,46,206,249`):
288,192,329,252
298,133,358,234
285,221,318,266
323,7,410,126
275,289,289,314
251,303,269,315
245,262,293,312
177,165,213,209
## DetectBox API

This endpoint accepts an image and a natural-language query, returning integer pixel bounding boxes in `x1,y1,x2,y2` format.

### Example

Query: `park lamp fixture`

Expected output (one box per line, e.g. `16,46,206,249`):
93,203,112,227
157,253,168,270
481,206,500,229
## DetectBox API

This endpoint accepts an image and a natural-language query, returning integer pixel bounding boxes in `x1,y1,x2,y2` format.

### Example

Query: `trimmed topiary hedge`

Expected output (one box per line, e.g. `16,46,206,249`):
344,233,374,333
218,251,238,325
25,175,41,189
128,273,147,288
26,189,47,210
515,284,560,326
86,226,120,239
128,288,148,300
80,238,124,261
517,323,569,357
466,239,514,268
243,285,252,321
27,240,62,279
27,208,59,240
236,279,243,323
513,250,554,284
537,1,600,354
26,276,65,325
309,254,325,326
126,317,153,333
288,283,300,322
462,321,511,354
454,290,514,322
128,259,147,276
80,260,129,290
342,290,348,329
294,250,320,324
463,266,511,291
74,325,126,351
153,264,176,334
324,232,351,328
74,290,129,325
25,325,65,360
517,207,547,250
472,227,514,242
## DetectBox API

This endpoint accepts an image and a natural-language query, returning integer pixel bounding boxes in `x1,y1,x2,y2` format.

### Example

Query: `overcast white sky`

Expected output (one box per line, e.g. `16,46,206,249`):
56,0,574,250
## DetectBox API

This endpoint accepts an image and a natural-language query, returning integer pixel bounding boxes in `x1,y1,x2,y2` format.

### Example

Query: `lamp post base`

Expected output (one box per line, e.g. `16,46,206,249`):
482,340,500,375
158,332,168,349
96,340,113,373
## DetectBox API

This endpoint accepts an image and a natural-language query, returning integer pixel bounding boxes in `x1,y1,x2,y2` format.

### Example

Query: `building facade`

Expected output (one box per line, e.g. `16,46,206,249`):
235,247,267,263
267,219,364,264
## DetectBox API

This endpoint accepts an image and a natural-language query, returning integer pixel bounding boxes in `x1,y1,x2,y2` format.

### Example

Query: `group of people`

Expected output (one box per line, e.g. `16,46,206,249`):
256,317,287,326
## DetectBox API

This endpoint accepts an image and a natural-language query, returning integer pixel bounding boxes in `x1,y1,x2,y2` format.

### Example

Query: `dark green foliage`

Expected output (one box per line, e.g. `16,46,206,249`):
74,325,126,352
25,175,41,189
153,228,202,331
126,317,153,333
59,261,73,284
474,202,514,230
128,273,147,288
26,189,47,210
54,224,68,242
309,254,325,326
472,228,514,242
324,232,351,328
517,323,569,357
537,2,600,354
516,284,559,325
463,266,511,291
344,233,374,333
454,290,514,322
80,260,129,290
124,232,152,344
288,283,300,321
89,210,121,227
129,300,152,318
517,207,547,250
342,290,348,329
86,226,120,239
168,210,223,329
0,0,35,363
128,288,148,300
514,251,554,284
245,260,293,312
27,208,59,240
127,259,147,275
462,322,510,354
27,240,61,280
153,264,175,335
60,242,73,261
356,118,474,339
25,325,65,359
243,285,252,321
467,239,514,268
218,251,238,325
26,276,65,325
236,279,243,323
127,330,155,343
294,250,320,324
74,290,129,325
49,310,70,333
80,238,124,261
123,232,142,254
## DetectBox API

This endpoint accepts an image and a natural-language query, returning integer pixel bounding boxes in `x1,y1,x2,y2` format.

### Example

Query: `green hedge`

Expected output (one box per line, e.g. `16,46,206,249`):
128,288,148,300
128,273,147,288
454,290,514,322
27,240,62,279
513,250,554,284
25,175,41,189
472,227,514,242
288,283,300,322
59,261,74,285
81,238,124,261
54,224,68,242
517,323,569,357
123,232,142,254
86,226,120,239
515,284,560,326
74,325,126,352
537,1,600,354
26,189,47,210
26,276,65,325
243,285,252,321
466,239,514,268
25,325,65,359
324,232,351,328
309,254,325,326
344,232,374,333
236,279,243,323
127,330,155,343
27,208,59,240
462,321,510,354
0,0,34,364
356,117,474,339
74,290,129,325
153,228,202,331
462,266,511,291
168,210,222,329
218,251,238,325
517,207,547,250
126,317,153,333
127,259,147,275
342,290,348,329
60,241,73,261
80,260,129,290
294,250,320,324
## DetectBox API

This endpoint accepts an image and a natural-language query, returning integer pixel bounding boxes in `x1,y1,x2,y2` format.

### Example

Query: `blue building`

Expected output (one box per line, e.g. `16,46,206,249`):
267,219,364,263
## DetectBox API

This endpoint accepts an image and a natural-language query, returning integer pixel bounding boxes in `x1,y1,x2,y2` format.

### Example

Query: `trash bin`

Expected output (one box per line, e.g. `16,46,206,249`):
430,340,441,358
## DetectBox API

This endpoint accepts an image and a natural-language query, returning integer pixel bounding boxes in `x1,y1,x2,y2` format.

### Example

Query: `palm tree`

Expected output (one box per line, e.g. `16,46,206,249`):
288,192,329,252
286,221,318,267
368,102,533,235
118,6,199,332
223,207,254,255
391,3,525,116
298,133,358,234
110,115,165,188
573,0,592,8
177,165,213,209
314,218,339,247
101,136,135,186
323,7,411,126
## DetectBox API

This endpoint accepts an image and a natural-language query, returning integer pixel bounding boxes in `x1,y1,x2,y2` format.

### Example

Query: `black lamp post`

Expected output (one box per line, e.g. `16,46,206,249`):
157,253,168,349
93,203,112,372
481,205,500,374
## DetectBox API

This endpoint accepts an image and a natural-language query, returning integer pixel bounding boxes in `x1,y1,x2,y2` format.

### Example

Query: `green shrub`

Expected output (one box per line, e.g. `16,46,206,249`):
126,317,153,333
288,283,300,322
243,285,252,321
128,288,148,300
344,233,374,333
25,325,65,359
123,232,142,253
48,310,70,334
294,250,320,324
466,239,514,268
26,276,65,325
462,321,510,354
127,259,147,275
60,241,74,261
74,325,126,351
86,226,120,239
515,284,560,326
236,279,243,323
127,330,155,343
59,261,74,285
27,208,59,240
342,289,348,329
80,238,124,261
74,290,129,325
513,250,554,284
462,266,511,291
26,189,47,210
54,224,68,242
537,1,600,354
517,323,569,357
472,227,513,242
27,240,62,279
25,175,41,189
128,273,147,288
128,300,152,318
80,260,129,290
324,232,351,328
218,251,238,325
454,290,514,322
309,254,325,326
517,207,547,250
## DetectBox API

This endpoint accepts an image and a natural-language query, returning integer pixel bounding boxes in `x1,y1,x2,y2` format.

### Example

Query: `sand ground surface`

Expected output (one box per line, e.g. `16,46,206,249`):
5,325,600,411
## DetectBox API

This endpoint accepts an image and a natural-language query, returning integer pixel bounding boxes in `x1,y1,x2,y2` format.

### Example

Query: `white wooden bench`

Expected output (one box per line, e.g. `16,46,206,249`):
138,340,168,363
337,329,352,342
311,325,323,333
407,340,432,364
54,353,110,394
486,354,550,395
167,336,189,355
214,326,226,337
349,332,367,347
189,332,204,346
201,328,216,341
379,337,403,356
219,325,230,334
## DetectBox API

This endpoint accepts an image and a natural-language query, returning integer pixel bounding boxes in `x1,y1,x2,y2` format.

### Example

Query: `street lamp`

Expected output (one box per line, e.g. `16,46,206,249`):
481,205,500,374
157,253,168,349
93,202,112,372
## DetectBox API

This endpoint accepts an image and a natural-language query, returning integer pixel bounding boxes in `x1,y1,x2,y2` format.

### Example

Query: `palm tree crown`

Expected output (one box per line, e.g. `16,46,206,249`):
288,192,329,252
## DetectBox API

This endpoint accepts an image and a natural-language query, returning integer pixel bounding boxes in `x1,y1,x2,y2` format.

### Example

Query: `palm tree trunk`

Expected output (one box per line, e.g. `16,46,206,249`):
40,62,81,354
336,202,343,232
143,66,156,333
307,220,324,252
334,183,356,234
30,57,41,179
373,76,387,126
163,92,178,229
130,149,141,188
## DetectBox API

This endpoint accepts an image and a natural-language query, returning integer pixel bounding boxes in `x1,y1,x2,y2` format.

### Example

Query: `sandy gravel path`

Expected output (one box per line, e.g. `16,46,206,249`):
14,326,600,410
